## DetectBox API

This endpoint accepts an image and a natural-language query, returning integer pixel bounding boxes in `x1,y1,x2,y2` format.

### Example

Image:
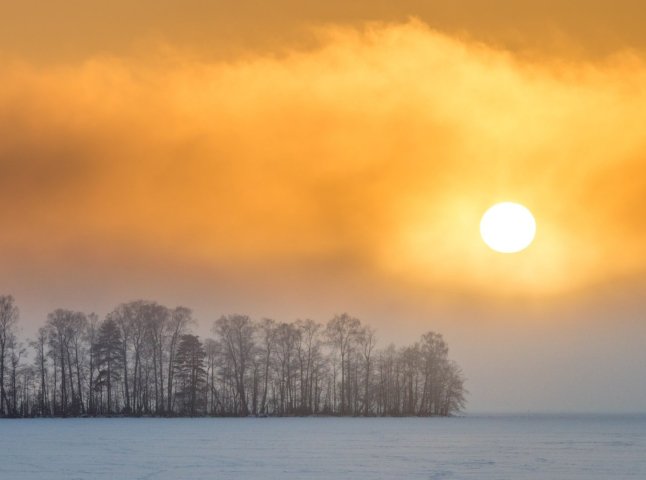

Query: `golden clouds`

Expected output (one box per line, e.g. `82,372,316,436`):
1,22,646,298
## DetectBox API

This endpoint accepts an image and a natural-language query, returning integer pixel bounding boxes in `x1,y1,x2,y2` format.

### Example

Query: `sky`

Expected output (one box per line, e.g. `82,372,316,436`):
1,0,645,413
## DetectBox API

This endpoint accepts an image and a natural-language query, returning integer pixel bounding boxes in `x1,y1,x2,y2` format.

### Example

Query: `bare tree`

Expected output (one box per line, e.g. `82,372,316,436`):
212,314,255,416
109,304,132,413
441,361,467,416
174,334,206,415
204,338,220,415
46,309,77,415
127,303,148,414
143,303,169,413
257,318,276,415
2,294,467,418
0,295,19,416
166,307,193,413
295,319,322,413
418,332,449,415
325,313,361,415
357,326,377,415
85,313,99,414
30,327,49,415
94,318,123,414
7,334,25,416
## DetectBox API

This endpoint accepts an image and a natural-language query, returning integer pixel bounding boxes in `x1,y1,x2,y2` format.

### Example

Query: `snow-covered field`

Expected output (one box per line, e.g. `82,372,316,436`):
1,415,645,479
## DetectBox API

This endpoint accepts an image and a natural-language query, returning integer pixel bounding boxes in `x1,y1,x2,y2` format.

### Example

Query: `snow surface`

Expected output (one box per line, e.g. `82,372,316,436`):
1,415,645,479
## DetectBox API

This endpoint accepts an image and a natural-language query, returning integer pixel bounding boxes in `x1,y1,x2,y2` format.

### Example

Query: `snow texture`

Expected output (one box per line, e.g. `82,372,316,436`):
1,415,645,479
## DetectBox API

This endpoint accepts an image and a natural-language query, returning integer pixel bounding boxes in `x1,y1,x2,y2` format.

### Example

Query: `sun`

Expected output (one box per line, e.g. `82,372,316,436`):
480,202,536,253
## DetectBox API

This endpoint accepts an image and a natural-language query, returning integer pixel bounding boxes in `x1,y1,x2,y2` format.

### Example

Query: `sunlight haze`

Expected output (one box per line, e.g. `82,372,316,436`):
1,0,645,414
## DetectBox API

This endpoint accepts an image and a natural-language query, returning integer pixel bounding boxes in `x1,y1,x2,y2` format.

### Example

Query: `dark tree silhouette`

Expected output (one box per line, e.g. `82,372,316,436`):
212,314,255,416
325,313,361,415
94,318,123,414
0,293,467,418
46,309,87,415
174,334,207,415
0,295,19,417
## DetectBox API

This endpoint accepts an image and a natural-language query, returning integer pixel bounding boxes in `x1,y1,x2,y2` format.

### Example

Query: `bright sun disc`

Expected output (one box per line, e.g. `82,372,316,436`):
480,202,536,253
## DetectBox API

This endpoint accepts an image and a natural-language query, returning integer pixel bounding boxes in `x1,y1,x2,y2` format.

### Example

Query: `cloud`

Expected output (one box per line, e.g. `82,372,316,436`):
1,21,646,300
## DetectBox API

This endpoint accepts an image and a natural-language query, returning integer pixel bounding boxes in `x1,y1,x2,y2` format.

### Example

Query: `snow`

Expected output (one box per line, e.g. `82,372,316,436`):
1,415,646,479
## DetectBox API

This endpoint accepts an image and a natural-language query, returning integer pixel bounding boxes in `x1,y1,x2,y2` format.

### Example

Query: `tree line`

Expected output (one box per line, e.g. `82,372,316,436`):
0,294,466,418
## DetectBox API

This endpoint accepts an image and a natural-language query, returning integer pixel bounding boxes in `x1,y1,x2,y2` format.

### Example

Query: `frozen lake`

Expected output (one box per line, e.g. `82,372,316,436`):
1,415,645,479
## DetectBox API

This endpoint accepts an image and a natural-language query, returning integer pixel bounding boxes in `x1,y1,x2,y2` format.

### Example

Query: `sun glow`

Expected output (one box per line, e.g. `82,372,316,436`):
480,202,536,253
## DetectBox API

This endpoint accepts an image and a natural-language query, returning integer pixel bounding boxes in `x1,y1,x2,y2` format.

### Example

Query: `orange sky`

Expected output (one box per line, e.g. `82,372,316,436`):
1,1,645,412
